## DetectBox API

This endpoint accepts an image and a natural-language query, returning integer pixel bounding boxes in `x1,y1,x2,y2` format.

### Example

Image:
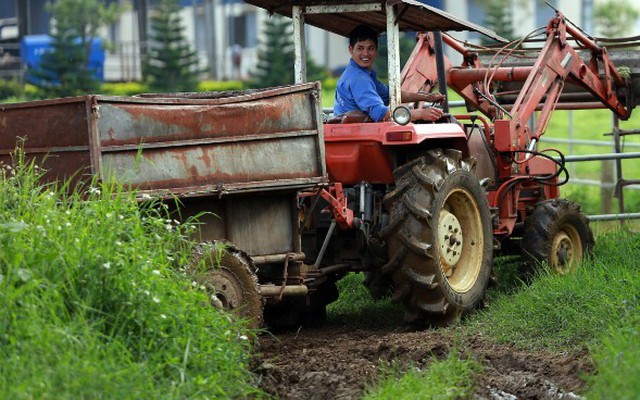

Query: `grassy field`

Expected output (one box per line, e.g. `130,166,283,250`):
362,350,481,400
327,229,640,399
469,231,640,398
0,157,264,399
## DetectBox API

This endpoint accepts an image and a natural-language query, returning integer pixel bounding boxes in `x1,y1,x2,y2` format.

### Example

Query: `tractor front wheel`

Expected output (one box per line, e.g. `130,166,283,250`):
522,199,594,274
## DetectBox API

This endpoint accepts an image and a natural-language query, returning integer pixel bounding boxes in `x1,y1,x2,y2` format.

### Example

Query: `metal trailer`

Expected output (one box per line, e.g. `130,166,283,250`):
0,82,327,327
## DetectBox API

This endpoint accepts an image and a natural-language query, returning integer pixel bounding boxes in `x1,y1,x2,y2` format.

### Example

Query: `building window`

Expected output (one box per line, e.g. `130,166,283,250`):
227,12,256,48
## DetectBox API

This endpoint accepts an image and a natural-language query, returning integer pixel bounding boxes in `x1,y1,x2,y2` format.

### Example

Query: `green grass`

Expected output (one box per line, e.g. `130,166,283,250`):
327,273,403,328
0,156,264,399
587,316,640,398
362,351,481,400
466,230,640,399
328,232,640,399
468,231,640,351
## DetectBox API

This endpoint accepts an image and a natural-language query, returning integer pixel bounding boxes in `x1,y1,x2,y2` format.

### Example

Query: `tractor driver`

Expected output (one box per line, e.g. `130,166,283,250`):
334,24,445,123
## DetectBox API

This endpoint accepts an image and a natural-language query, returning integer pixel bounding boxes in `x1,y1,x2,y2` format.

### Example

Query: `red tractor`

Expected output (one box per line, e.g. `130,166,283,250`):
2,1,633,329
247,0,634,326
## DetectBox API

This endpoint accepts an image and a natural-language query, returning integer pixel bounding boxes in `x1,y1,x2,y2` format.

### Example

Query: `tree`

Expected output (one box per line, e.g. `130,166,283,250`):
594,0,639,38
482,0,514,45
143,0,201,92
251,15,328,88
32,0,124,98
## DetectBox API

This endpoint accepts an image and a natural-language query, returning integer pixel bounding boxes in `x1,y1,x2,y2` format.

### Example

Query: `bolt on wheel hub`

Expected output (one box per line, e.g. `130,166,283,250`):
438,209,464,273
209,268,243,310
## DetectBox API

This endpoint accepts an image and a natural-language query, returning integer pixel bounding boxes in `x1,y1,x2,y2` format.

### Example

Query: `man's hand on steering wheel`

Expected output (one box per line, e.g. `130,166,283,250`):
411,107,445,122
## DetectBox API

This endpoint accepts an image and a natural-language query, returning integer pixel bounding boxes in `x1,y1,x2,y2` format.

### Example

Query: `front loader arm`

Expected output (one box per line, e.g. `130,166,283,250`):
499,12,631,153
401,12,631,152
399,31,495,117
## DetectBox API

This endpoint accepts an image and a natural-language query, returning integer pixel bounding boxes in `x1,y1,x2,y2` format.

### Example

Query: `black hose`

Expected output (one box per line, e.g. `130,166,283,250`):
512,148,570,186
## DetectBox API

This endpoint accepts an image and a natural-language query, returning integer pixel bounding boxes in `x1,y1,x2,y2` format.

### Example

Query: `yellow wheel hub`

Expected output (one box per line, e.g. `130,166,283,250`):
437,188,484,293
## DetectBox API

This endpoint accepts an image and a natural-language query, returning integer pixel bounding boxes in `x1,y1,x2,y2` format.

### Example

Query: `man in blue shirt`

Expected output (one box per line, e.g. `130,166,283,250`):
334,25,445,122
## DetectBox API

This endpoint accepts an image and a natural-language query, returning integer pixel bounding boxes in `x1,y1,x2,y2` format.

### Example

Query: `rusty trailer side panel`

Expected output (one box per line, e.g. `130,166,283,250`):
0,82,327,197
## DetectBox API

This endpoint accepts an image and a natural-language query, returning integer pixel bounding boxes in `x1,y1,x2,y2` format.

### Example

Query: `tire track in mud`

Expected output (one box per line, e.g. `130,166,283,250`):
256,325,592,400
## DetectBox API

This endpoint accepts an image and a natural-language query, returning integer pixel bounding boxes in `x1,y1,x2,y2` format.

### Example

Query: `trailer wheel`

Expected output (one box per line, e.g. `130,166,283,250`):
191,241,264,328
382,149,493,326
522,199,594,274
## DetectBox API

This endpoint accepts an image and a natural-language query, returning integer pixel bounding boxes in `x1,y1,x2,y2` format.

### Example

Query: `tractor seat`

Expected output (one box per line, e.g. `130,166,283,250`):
326,110,373,124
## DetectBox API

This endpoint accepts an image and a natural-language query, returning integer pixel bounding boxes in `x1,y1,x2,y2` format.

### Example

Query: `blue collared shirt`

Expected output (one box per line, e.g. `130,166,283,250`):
334,59,390,122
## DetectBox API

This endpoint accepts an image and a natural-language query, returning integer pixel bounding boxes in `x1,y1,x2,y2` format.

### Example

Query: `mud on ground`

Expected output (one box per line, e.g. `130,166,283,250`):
256,324,592,400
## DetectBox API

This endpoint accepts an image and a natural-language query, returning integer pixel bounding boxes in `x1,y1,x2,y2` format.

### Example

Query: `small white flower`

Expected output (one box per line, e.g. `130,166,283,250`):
160,314,167,319
165,224,172,231
191,281,198,287
152,296,160,304
115,241,122,246
103,262,111,270
65,222,72,227
144,290,150,295
239,335,248,341
141,193,152,200
17,268,31,282
106,213,112,219
119,215,124,220
152,270,161,276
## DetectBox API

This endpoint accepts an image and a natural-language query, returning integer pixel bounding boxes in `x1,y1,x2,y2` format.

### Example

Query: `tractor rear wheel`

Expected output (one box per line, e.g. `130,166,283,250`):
191,241,264,328
522,199,594,274
382,149,493,326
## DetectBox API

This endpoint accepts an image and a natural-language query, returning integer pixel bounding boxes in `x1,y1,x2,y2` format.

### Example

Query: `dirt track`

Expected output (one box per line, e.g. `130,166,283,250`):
256,324,592,399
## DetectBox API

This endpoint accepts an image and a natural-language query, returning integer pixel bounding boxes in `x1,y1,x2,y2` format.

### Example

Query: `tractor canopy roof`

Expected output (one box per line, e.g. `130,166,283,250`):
243,0,506,42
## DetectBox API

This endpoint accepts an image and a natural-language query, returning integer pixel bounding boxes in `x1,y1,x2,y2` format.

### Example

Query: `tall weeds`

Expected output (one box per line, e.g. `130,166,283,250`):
0,156,263,398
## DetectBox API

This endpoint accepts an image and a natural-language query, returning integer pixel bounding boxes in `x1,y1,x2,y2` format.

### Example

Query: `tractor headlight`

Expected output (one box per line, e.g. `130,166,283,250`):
392,106,411,125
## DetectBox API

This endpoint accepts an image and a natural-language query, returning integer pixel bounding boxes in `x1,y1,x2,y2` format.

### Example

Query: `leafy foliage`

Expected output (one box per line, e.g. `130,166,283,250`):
481,0,514,45
0,80,23,100
594,0,640,38
143,0,201,92
31,0,124,98
251,15,328,88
